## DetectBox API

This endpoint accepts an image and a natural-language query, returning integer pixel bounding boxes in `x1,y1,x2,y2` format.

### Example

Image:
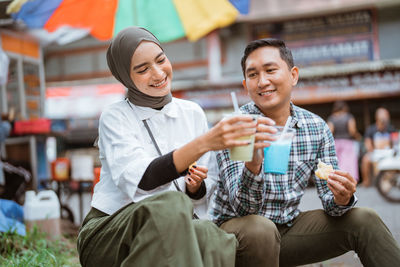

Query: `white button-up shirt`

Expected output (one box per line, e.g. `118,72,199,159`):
91,98,218,219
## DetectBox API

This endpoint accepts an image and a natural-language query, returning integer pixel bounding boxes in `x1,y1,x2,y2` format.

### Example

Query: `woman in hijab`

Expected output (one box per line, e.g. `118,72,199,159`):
77,26,261,267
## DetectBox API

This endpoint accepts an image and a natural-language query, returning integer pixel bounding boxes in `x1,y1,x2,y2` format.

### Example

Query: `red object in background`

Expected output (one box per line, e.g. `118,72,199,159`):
13,118,51,135
92,167,101,194
51,158,70,181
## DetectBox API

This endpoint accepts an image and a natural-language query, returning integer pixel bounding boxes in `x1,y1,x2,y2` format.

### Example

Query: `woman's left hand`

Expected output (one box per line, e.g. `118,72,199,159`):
185,165,208,194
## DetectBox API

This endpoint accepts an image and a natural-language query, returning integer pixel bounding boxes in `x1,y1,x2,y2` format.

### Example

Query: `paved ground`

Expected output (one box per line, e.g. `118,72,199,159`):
298,185,400,267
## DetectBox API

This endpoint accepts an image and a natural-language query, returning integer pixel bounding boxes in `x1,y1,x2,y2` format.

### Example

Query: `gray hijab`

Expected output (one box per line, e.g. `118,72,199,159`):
106,27,172,108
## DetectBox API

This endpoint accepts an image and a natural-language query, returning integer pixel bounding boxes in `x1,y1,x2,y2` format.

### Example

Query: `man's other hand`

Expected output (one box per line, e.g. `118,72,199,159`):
327,170,357,206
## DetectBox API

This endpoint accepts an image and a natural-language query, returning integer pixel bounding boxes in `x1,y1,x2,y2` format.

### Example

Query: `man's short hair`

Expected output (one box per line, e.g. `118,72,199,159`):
241,38,294,77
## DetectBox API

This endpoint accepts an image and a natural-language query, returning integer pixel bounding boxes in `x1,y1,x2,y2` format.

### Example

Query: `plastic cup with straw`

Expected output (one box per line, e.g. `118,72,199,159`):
231,91,241,114
278,116,292,141
263,116,296,174
227,92,257,162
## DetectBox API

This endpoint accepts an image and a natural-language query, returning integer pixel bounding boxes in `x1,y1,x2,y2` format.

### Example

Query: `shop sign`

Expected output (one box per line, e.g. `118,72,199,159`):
252,10,379,66
45,84,126,119
294,70,400,104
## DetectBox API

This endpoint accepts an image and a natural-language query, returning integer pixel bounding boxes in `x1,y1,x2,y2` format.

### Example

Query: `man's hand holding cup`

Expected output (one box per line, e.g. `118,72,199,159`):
245,117,277,174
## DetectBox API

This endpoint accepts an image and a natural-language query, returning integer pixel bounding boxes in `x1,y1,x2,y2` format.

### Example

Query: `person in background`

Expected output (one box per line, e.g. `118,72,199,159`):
210,38,400,267
327,100,361,183
77,26,262,267
0,113,12,186
361,107,396,187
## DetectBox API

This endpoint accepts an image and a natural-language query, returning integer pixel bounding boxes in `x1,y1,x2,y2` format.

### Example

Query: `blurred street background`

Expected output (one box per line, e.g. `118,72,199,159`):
0,0,400,266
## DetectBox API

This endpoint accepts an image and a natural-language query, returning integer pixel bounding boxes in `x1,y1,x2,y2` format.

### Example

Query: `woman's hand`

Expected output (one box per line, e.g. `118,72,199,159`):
185,165,208,194
203,115,258,151
174,115,271,174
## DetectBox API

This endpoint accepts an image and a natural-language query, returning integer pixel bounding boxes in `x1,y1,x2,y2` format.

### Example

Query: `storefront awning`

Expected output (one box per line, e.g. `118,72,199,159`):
299,59,400,78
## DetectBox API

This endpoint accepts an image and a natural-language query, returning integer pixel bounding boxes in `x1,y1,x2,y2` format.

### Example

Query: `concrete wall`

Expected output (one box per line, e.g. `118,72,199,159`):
220,24,251,79
164,38,209,81
43,6,400,83
43,23,249,83
378,6,400,60
44,37,110,81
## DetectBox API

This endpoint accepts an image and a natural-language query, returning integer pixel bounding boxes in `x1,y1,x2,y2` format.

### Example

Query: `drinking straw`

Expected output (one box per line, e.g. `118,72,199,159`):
230,91,241,114
278,116,292,140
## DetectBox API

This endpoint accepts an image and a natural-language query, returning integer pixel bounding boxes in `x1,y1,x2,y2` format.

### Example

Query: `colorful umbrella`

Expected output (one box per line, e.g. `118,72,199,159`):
9,0,249,43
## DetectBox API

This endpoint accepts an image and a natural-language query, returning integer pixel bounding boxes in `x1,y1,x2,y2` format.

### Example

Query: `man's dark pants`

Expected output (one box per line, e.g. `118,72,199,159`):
221,207,400,267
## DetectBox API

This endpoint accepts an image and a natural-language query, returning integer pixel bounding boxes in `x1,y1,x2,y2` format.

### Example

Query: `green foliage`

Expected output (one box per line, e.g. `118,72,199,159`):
0,227,80,267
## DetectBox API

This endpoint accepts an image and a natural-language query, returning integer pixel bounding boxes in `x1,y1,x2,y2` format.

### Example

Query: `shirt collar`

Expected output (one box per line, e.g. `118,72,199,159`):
290,103,303,129
127,98,179,121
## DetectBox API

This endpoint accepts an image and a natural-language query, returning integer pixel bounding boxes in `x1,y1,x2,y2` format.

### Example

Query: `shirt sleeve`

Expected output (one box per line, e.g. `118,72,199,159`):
138,150,185,190
216,149,265,216
314,121,357,216
99,108,159,200
185,112,217,204
186,181,206,200
138,150,206,198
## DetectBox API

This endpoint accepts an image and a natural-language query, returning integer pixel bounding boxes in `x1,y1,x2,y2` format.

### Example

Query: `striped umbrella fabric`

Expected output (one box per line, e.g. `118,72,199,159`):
9,0,249,43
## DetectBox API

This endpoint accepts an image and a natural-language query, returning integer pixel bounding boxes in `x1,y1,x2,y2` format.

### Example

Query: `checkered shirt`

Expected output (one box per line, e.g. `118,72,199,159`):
210,103,357,226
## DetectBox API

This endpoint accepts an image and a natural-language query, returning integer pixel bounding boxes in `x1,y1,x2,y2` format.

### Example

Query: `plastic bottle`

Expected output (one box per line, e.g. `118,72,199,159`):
51,157,70,181
24,190,61,239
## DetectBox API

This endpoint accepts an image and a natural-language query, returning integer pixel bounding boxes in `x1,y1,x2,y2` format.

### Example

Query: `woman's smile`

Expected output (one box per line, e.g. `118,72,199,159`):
151,76,168,88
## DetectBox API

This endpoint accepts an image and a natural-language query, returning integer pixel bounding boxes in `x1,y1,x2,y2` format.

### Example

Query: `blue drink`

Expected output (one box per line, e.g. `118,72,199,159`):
263,127,295,174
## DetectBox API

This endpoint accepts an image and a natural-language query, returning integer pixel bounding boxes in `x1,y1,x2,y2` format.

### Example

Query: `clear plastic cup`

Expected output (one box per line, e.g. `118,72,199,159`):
225,114,258,162
263,126,296,174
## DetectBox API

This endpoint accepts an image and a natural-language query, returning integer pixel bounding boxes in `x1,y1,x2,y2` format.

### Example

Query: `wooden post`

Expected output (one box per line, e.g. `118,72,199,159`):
363,99,370,131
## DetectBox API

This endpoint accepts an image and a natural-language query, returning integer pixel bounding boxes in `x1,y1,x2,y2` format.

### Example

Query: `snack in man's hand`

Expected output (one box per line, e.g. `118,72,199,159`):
315,160,333,180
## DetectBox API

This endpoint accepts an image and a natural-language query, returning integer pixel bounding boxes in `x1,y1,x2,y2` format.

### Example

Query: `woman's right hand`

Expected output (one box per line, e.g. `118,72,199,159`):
185,165,208,194
173,114,274,173
203,115,258,151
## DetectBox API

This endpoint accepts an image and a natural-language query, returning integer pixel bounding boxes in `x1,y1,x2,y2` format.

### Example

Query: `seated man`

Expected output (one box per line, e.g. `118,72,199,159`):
361,107,396,187
210,38,400,267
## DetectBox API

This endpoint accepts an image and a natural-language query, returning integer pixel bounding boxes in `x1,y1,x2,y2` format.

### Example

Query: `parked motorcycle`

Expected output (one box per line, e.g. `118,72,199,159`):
375,134,400,203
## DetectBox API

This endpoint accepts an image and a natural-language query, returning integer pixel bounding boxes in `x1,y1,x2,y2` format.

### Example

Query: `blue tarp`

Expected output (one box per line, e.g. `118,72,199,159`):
11,0,63,28
0,199,25,236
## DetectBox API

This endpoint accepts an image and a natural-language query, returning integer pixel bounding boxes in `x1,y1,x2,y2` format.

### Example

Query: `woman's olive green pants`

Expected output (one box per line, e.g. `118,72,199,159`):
77,191,237,267
221,207,400,267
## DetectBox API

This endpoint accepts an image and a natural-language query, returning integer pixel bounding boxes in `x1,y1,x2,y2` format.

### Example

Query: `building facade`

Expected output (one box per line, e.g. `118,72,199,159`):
40,0,400,134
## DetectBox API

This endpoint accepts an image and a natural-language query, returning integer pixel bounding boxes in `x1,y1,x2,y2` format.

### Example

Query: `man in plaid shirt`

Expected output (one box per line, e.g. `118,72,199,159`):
210,38,400,267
